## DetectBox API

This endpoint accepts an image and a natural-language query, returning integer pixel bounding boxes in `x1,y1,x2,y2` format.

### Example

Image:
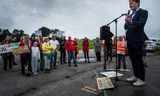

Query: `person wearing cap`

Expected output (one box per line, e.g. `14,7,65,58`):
125,0,148,86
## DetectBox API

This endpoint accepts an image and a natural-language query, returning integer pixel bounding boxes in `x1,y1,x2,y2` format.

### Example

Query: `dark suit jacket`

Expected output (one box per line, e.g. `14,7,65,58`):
124,8,148,46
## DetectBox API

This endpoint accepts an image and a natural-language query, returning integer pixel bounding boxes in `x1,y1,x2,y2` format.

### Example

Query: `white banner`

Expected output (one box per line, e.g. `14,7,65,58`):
0,43,19,54
35,30,42,36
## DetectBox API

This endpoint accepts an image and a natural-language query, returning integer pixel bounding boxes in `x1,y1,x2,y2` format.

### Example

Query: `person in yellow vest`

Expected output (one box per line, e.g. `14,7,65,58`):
42,37,52,73
117,36,127,69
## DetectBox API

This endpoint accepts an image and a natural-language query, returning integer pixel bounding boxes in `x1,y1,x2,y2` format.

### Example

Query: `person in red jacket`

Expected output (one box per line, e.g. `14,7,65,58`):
19,36,32,75
82,37,90,63
65,36,77,67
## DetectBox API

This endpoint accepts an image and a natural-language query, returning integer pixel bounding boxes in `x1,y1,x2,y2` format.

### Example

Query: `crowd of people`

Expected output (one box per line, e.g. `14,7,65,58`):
0,34,104,76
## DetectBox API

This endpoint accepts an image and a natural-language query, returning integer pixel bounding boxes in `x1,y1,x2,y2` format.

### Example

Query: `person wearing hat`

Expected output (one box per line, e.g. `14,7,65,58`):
42,37,52,73
125,0,148,86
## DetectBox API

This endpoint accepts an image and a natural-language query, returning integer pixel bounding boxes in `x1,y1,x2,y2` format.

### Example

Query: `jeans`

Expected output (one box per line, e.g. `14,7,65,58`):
40,51,45,71
31,57,38,73
84,52,89,62
60,48,66,64
95,52,101,61
117,54,126,69
43,54,51,70
68,51,77,66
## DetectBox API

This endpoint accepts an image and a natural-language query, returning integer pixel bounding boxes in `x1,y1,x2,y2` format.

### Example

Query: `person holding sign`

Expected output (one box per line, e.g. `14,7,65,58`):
19,36,32,75
1,36,13,71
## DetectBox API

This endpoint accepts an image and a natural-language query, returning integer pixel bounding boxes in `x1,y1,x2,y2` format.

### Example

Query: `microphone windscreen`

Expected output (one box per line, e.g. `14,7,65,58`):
128,10,130,15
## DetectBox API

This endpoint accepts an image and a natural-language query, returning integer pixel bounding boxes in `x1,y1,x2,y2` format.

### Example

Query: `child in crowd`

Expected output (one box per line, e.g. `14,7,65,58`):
31,41,40,75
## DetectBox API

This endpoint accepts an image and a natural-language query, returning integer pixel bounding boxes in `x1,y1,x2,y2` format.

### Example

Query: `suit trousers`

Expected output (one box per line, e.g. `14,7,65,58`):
127,44,145,81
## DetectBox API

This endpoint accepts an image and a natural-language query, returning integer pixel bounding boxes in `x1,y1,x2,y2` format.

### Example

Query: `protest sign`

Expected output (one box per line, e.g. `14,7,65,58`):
12,45,30,55
35,30,42,36
0,43,19,54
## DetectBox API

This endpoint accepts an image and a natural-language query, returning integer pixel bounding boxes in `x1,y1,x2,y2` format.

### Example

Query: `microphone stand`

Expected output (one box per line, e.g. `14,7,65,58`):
107,14,126,83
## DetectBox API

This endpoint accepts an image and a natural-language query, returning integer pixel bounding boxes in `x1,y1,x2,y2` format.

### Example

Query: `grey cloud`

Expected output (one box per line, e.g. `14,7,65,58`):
0,17,14,28
0,0,160,39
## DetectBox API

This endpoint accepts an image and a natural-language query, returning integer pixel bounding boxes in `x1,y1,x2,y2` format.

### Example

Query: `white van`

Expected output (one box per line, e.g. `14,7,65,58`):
149,38,160,44
145,40,157,51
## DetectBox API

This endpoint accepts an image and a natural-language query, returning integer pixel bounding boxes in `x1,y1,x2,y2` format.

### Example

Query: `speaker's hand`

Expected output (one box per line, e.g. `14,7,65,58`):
125,16,131,24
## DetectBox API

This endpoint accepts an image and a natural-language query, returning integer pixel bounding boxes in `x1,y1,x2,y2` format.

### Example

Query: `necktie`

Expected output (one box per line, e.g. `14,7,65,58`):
130,11,136,19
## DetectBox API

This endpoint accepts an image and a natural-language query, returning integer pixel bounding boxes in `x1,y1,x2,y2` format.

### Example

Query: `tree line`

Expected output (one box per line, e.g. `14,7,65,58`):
0,26,61,42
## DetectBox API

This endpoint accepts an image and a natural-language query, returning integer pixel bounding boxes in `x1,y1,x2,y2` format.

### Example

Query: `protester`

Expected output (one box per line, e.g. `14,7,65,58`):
2,36,13,71
49,35,59,69
82,37,90,63
94,37,102,62
59,36,66,64
117,36,127,69
65,36,77,67
19,36,32,75
31,41,40,75
42,37,52,73
30,34,38,47
38,36,45,71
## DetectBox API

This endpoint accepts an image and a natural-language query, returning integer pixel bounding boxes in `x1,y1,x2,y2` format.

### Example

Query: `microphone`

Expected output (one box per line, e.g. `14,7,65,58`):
127,10,130,16
121,10,130,16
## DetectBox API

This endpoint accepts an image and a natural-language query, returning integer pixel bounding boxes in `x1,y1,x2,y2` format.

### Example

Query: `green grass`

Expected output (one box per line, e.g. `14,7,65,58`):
77,40,94,50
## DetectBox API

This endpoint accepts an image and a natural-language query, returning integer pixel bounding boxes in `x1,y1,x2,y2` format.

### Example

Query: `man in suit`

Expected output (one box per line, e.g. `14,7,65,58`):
124,0,148,86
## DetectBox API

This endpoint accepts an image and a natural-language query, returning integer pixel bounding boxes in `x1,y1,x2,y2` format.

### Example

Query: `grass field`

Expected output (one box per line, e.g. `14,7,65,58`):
77,40,94,50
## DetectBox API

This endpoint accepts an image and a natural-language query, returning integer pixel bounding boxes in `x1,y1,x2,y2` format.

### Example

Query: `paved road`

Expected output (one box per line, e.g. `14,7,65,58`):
0,50,159,96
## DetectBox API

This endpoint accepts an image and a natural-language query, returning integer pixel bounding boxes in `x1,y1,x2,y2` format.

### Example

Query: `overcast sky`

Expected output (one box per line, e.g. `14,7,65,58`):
0,0,160,39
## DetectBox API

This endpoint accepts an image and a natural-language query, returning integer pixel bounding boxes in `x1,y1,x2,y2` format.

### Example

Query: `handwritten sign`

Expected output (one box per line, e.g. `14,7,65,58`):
12,45,30,55
0,43,19,54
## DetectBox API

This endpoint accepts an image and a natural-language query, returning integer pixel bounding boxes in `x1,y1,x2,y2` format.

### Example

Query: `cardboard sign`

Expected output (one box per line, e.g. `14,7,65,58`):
96,77,114,90
12,45,30,55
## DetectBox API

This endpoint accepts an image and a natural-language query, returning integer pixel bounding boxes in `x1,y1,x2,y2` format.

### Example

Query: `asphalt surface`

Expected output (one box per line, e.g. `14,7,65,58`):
0,50,160,96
